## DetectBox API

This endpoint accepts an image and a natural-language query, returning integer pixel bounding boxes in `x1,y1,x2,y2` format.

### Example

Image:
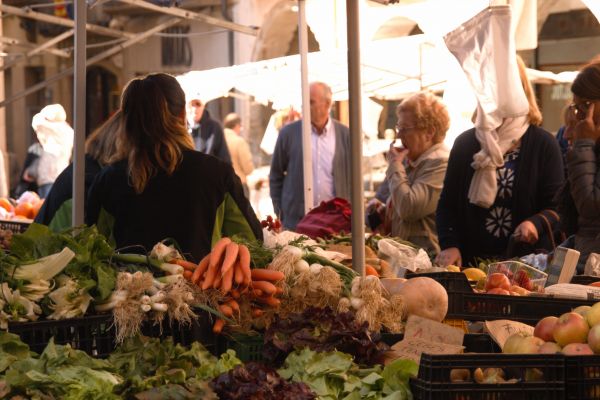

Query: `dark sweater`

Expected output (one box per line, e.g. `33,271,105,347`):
436,125,564,266
191,110,231,163
86,150,262,262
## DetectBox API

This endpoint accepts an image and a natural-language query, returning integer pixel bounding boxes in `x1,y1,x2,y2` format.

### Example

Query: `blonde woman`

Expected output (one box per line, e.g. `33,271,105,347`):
86,73,261,261
381,91,450,255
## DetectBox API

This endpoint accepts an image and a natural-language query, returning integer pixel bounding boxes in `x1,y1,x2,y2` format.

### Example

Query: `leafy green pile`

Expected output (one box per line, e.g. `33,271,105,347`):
4,224,117,302
110,335,241,398
0,331,241,399
279,348,418,400
0,333,121,399
263,307,389,367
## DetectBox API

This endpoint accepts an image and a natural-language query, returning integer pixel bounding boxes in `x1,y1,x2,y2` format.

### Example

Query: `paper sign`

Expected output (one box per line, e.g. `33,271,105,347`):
404,315,464,345
484,320,534,350
390,337,464,363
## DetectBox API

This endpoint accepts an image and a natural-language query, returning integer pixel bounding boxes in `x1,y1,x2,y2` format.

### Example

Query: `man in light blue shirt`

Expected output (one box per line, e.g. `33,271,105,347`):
270,82,351,230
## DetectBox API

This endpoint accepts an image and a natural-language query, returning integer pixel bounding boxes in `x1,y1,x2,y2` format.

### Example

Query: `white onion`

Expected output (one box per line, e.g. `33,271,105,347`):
309,263,323,274
294,259,310,273
350,297,364,310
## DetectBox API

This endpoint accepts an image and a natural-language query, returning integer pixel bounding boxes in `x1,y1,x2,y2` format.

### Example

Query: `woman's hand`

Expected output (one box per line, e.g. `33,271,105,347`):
366,197,385,214
574,102,600,142
435,247,462,267
387,142,409,164
513,220,539,244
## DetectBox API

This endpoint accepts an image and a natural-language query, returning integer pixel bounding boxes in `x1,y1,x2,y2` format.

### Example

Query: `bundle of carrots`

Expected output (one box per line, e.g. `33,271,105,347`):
177,237,285,334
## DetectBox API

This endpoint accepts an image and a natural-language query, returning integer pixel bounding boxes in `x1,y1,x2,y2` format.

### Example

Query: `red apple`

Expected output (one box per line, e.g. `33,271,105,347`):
588,325,600,354
538,342,562,354
534,316,559,342
553,312,590,347
562,343,594,356
485,273,511,291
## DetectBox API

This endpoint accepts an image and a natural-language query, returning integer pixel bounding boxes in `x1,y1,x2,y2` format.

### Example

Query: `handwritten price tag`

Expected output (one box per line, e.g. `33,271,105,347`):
484,320,534,350
404,315,464,345
390,337,464,363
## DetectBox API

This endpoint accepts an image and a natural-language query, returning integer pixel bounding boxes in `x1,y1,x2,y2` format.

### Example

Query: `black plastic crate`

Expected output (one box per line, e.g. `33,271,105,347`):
0,219,31,234
405,271,474,292
565,355,600,400
571,275,600,285
445,291,596,325
140,310,217,354
8,314,115,357
218,333,264,363
411,353,565,400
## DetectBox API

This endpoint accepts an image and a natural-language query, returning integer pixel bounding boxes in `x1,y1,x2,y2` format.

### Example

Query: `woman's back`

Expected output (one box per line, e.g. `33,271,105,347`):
87,150,261,260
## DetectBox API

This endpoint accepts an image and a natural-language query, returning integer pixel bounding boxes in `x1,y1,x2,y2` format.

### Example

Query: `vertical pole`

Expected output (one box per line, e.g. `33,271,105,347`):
0,0,7,197
72,0,86,226
298,0,313,213
346,0,365,275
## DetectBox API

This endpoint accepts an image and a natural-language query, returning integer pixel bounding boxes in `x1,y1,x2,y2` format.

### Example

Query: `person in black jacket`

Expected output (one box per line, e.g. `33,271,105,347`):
188,98,231,163
86,73,261,261
435,58,564,268
35,111,121,231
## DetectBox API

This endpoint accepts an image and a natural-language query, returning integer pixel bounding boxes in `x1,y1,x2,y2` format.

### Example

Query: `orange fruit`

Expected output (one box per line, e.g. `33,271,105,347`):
31,199,44,218
0,198,14,214
15,202,34,219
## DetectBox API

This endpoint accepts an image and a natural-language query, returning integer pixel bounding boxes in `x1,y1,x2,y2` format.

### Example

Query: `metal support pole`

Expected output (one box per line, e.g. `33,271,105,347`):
346,0,365,275
72,0,86,227
298,0,313,214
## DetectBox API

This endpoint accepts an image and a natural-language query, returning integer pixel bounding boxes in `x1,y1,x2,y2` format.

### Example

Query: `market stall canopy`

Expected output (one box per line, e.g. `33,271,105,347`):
177,33,449,109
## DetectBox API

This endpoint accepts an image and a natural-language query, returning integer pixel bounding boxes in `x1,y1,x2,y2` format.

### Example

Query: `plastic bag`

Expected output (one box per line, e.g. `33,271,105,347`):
584,253,600,277
377,238,432,276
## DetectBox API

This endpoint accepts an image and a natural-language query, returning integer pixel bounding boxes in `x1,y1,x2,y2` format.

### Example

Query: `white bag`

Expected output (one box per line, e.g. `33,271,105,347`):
377,238,432,276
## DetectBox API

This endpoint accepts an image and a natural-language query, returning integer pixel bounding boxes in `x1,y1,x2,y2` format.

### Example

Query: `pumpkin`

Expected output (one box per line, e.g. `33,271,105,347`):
394,277,448,322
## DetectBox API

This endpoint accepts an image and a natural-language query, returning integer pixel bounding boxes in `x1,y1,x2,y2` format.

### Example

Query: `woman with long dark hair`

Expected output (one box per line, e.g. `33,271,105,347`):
86,73,261,260
561,56,600,269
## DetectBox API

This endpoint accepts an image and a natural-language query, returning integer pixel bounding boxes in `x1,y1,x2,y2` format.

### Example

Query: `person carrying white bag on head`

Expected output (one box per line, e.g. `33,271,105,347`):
31,104,74,199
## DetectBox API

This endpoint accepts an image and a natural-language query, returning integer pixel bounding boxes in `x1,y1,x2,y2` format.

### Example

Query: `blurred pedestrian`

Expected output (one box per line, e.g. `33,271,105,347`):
223,113,254,197
187,98,231,163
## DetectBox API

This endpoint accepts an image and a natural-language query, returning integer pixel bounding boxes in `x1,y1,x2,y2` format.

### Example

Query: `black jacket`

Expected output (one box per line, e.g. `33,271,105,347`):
436,125,564,266
86,150,261,262
191,110,231,163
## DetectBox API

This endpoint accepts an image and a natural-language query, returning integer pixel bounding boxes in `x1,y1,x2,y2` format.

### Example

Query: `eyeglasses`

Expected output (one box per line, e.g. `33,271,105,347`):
395,125,419,136
568,101,592,119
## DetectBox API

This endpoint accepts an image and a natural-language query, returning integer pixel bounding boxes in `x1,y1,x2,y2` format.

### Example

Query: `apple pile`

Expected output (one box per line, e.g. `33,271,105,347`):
482,272,531,296
504,303,600,356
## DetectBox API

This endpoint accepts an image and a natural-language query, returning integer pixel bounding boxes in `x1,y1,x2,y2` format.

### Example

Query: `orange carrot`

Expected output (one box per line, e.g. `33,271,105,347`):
234,261,245,285
251,308,263,317
220,264,235,294
251,269,285,282
201,262,219,290
253,289,263,297
192,255,210,285
212,272,222,290
220,242,240,277
213,318,225,334
219,304,233,317
251,280,277,295
231,288,240,299
238,245,252,284
183,270,193,280
227,299,240,314
173,258,199,272
365,265,380,277
255,295,281,307
209,237,232,270
275,286,284,295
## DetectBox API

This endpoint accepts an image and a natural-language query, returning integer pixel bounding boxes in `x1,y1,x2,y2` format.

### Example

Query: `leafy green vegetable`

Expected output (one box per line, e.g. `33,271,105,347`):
0,331,33,373
278,348,418,400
